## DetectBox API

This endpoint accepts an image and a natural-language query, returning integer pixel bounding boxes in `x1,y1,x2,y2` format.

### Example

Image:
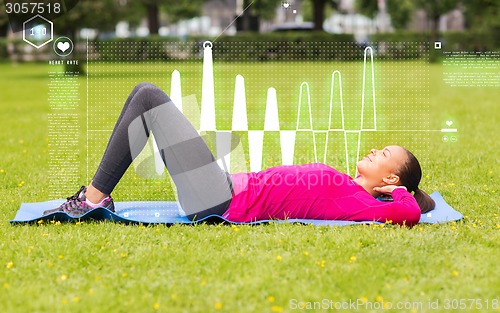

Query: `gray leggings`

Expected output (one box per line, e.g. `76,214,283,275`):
92,82,233,220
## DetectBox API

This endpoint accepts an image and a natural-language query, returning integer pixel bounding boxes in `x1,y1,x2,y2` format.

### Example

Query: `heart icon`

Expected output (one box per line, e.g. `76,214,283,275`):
283,2,290,8
446,120,453,127
57,42,70,53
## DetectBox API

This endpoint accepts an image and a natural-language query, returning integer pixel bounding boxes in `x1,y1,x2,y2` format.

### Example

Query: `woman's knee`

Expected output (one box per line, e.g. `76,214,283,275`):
132,83,171,111
133,82,158,93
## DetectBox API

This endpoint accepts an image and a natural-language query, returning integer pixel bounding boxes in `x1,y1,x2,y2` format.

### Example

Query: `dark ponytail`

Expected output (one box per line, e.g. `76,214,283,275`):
398,149,436,213
413,188,435,213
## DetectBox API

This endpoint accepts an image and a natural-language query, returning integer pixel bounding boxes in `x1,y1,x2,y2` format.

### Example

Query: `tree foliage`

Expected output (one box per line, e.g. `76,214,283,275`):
310,0,340,31
356,0,377,18
250,0,280,21
133,0,204,34
236,0,280,31
462,0,500,31
413,0,460,44
50,0,131,74
414,0,460,21
0,2,8,37
386,0,414,30
54,0,130,37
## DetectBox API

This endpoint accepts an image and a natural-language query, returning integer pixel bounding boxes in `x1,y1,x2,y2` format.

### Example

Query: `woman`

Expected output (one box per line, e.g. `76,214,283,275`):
43,83,435,227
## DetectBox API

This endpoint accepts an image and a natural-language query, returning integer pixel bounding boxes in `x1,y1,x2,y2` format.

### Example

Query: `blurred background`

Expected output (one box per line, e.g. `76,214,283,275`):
0,5,498,311
0,0,498,201
1,0,499,63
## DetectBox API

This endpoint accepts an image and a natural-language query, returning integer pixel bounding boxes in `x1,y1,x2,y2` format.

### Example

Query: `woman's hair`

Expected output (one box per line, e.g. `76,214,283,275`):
397,148,435,213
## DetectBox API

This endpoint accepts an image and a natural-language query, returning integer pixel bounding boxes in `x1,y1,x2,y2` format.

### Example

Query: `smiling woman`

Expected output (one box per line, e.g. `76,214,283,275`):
355,146,435,213
223,145,433,226
42,82,434,227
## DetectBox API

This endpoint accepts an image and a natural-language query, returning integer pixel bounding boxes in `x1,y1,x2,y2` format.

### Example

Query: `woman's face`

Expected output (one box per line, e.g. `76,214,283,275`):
356,145,408,185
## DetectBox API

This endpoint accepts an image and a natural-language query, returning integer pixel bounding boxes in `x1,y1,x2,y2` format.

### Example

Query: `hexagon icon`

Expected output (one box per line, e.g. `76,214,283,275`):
23,15,54,49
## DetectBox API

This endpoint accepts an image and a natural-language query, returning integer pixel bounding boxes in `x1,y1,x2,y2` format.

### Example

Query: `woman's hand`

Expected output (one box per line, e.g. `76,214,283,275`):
373,185,407,196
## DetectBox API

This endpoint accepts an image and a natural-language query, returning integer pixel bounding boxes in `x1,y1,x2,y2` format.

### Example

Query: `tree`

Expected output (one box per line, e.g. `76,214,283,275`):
238,0,279,31
413,0,460,62
53,0,129,74
462,0,500,31
135,0,204,35
54,0,129,39
139,0,161,35
356,0,377,19
310,0,340,31
251,0,280,20
414,0,460,43
0,3,8,37
386,0,414,30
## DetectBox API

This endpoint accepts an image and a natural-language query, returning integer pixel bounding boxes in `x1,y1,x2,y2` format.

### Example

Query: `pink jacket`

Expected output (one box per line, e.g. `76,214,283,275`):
223,163,421,226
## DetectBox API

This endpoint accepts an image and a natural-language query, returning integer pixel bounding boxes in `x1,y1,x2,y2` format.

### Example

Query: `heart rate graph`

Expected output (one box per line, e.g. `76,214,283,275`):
85,40,453,186
163,42,378,177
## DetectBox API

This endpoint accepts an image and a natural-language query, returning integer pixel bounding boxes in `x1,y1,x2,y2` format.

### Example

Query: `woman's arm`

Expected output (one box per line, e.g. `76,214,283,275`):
337,185,421,227
373,185,407,195
368,187,421,227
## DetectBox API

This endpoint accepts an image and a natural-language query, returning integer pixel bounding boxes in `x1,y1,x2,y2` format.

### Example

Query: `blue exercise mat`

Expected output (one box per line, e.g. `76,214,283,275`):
11,191,462,226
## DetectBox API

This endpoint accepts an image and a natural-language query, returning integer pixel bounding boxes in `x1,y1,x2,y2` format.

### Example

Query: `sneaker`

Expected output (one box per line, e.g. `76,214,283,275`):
43,186,115,217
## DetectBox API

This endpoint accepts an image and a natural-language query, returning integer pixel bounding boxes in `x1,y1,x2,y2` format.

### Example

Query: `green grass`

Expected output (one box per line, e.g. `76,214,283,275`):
0,61,499,313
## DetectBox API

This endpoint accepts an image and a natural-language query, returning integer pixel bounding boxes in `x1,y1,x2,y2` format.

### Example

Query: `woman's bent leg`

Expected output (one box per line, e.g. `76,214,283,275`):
92,83,232,220
91,83,168,194
86,83,154,203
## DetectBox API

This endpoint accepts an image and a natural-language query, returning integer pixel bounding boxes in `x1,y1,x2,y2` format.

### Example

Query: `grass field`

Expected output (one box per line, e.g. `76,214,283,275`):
0,60,499,313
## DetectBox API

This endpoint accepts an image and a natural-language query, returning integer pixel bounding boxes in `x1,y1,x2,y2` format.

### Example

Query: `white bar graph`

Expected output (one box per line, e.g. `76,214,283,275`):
163,41,444,175
264,87,280,131
280,130,296,165
200,41,216,131
232,74,248,131
248,130,264,172
170,70,183,112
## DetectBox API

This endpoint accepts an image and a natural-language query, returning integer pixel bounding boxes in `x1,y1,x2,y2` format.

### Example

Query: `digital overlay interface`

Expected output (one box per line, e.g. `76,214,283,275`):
3,0,499,201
